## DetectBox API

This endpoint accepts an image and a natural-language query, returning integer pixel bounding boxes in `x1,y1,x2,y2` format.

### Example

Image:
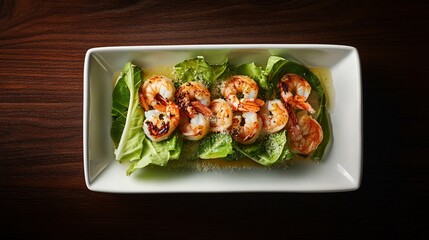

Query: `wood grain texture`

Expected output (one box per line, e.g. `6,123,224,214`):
1,0,428,239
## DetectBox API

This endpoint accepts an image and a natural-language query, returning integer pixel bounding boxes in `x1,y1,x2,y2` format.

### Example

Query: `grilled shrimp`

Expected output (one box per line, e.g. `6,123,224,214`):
259,99,289,134
287,110,323,155
230,112,262,144
139,75,176,112
143,98,180,142
222,75,265,112
175,82,212,118
209,99,233,133
179,112,210,140
278,73,315,114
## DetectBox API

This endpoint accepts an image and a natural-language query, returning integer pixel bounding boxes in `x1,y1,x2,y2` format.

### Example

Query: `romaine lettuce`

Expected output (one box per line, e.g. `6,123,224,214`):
235,62,269,91
264,56,285,75
257,130,288,165
126,131,183,175
310,96,331,161
198,133,234,159
212,58,230,81
173,56,229,87
278,137,294,161
174,56,214,87
111,62,146,162
232,130,289,166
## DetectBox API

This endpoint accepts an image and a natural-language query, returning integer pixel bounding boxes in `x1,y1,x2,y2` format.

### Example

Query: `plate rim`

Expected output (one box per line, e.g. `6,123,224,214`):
83,44,362,193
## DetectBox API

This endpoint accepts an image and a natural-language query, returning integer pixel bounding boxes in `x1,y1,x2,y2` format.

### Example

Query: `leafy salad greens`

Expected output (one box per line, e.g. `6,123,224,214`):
111,55,331,175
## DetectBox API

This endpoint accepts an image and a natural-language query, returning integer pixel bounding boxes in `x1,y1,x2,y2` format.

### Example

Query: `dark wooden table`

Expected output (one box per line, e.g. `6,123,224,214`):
1,0,427,238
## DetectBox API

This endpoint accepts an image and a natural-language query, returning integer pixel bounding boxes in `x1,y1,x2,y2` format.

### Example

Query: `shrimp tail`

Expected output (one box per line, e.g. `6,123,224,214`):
175,90,196,118
283,101,302,142
278,81,288,96
191,101,212,116
238,99,265,112
154,94,168,112
292,101,315,114
242,133,256,142
154,94,167,104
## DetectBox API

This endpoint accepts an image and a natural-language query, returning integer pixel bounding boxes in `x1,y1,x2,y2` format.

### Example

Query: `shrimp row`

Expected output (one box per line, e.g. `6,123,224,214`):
139,76,179,142
277,74,323,155
138,73,323,155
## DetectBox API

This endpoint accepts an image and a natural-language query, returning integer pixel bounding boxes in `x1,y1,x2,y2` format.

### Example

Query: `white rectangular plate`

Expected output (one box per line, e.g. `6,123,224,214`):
84,44,362,193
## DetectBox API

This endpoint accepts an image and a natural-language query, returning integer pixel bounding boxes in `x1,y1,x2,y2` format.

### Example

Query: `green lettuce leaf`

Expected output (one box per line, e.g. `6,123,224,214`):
198,133,234,159
174,56,229,87
212,58,230,81
278,135,294,161
310,97,332,160
264,56,285,75
111,62,146,162
257,130,287,165
169,132,184,160
232,130,288,166
111,72,129,147
174,56,214,87
127,131,183,175
233,56,287,98
235,62,269,91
